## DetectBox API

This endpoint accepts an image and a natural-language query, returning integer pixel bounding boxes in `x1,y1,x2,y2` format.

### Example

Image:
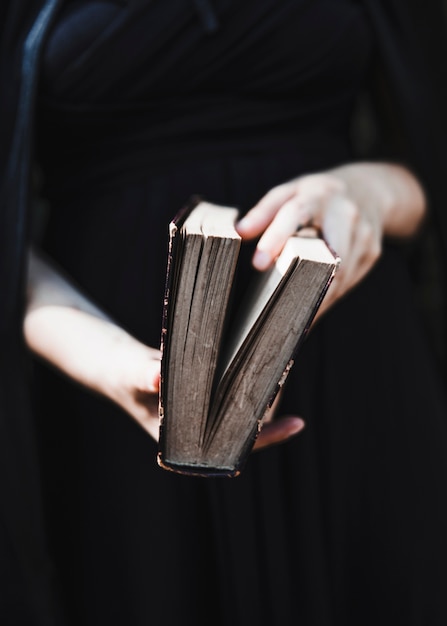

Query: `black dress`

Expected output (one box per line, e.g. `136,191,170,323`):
33,1,447,625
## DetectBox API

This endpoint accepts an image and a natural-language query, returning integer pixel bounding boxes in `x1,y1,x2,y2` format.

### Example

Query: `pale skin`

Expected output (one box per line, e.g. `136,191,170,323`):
25,251,304,447
24,161,426,449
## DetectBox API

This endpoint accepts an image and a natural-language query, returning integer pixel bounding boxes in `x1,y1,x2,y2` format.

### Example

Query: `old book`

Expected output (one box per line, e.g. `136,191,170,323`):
158,198,339,477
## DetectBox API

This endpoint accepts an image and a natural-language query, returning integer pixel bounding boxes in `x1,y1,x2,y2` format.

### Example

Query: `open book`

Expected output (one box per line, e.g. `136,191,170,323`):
158,198,339,476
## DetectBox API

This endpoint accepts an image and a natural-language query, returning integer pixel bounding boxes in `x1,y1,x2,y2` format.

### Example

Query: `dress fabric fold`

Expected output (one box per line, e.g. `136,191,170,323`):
0,1,447,625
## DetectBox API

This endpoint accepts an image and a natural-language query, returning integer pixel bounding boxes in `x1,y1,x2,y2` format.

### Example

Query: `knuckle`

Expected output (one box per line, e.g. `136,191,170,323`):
266,187,281,200
321,173,343,191
294,193,310,213
295,198,315,220
316,173,347,196
358,221,374,245
354,220,383,266
344,200,359,223
278,197,309,228
269,182,292,199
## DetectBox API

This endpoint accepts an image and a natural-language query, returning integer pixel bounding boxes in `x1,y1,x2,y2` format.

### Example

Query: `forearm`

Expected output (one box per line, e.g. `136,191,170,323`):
26,249,112,320
24,251,160,428
26,249,121,394
330,162,427,238
25,300,149,399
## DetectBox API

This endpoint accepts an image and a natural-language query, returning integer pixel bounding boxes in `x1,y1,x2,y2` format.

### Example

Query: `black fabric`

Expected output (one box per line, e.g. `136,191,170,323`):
0,1,447,625
364,0,447,278
0,2,67,625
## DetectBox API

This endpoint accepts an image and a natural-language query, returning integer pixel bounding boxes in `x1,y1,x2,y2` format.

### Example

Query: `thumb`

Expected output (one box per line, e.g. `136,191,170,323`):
133,348,161,394
146,365,160,393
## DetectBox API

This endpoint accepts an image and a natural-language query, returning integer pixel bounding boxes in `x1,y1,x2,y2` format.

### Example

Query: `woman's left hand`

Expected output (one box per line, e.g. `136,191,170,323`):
236,162,426,317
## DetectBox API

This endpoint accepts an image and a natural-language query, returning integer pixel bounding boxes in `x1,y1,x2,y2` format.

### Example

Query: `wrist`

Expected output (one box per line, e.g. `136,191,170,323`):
329,162,426,238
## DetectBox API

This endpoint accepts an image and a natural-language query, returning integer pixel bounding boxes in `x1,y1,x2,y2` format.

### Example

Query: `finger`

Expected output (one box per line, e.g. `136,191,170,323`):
319,196,358,298
315,218,382,322
252,195,319,270
139,414,160,441
322,196,357,261
342,219,382,289
326,198,381,293
311,196,359,321
253,416,305,451
129,390,160,440
133,350,161,394
236,183,296,240
147,365,161,393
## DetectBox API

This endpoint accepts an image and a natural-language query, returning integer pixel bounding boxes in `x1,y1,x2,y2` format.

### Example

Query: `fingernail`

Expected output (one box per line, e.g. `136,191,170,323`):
236,217,250,232
283,416,305,436
147,370,160,392
291,418,305,434
253,249,271,270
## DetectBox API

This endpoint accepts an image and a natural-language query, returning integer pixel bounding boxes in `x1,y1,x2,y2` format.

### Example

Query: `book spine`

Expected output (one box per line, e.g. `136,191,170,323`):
158,221,177,440
293,262,339,349
158,197,202,453
156,453,241,478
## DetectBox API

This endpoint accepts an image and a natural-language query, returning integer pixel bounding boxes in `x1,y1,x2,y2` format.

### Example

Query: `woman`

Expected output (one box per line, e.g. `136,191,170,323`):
1,1,447,625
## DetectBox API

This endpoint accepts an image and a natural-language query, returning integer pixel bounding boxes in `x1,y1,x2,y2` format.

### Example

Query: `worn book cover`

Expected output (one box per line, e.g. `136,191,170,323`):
158,198,339,477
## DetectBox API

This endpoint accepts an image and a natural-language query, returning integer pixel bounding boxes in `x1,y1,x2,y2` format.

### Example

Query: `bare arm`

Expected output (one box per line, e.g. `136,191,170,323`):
25,250,162,439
